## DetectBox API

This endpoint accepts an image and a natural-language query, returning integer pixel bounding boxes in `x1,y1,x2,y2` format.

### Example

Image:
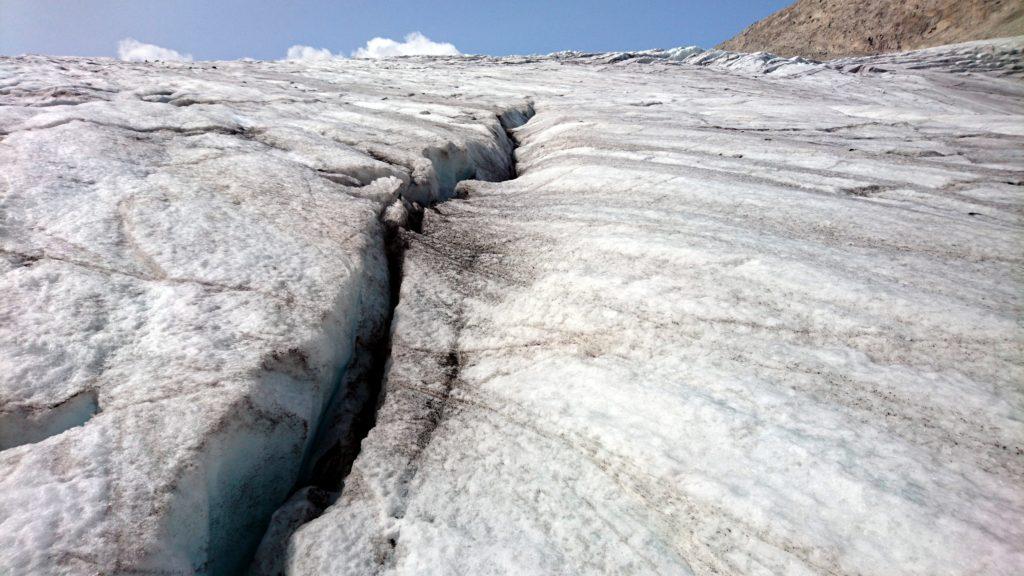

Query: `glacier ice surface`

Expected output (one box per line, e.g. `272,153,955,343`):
1,38,1023,575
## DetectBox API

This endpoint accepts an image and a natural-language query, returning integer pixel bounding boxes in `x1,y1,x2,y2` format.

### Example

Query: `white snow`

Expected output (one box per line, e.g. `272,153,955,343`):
1,37,1023,576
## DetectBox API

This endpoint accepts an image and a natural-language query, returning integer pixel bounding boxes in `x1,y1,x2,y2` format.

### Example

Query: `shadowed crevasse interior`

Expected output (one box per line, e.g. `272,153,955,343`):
0,389,100,451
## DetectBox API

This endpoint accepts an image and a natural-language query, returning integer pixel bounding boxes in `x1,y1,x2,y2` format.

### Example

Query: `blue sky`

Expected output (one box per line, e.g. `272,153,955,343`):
0,0,793,60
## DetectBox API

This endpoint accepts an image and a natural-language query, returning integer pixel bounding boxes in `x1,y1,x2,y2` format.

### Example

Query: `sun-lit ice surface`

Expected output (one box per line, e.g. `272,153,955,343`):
0,53,522,574
1,37,1022,575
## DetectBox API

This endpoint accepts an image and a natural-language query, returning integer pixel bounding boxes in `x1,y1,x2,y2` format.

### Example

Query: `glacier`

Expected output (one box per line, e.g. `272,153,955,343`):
0,38,1022,575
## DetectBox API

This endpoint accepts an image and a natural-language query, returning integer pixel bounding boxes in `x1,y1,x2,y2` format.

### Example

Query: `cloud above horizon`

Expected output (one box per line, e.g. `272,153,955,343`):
352,32,461,59
117,38,192,62
283,33,460,61
285,45,337,61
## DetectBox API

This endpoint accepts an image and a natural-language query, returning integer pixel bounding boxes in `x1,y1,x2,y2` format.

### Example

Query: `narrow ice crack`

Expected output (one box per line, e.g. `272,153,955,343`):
243,101,536,575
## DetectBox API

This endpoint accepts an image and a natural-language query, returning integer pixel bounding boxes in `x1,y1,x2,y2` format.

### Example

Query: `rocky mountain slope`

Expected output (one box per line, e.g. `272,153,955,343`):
1,41,1023,575
719,0,1024,59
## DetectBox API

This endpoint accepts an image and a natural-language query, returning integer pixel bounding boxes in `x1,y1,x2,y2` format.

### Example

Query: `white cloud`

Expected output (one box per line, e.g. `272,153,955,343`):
352,32,461,59
117,38,192,62
285,45,339,61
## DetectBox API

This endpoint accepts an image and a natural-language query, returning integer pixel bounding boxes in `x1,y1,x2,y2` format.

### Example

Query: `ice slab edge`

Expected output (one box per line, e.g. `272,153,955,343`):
0,54,535,575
